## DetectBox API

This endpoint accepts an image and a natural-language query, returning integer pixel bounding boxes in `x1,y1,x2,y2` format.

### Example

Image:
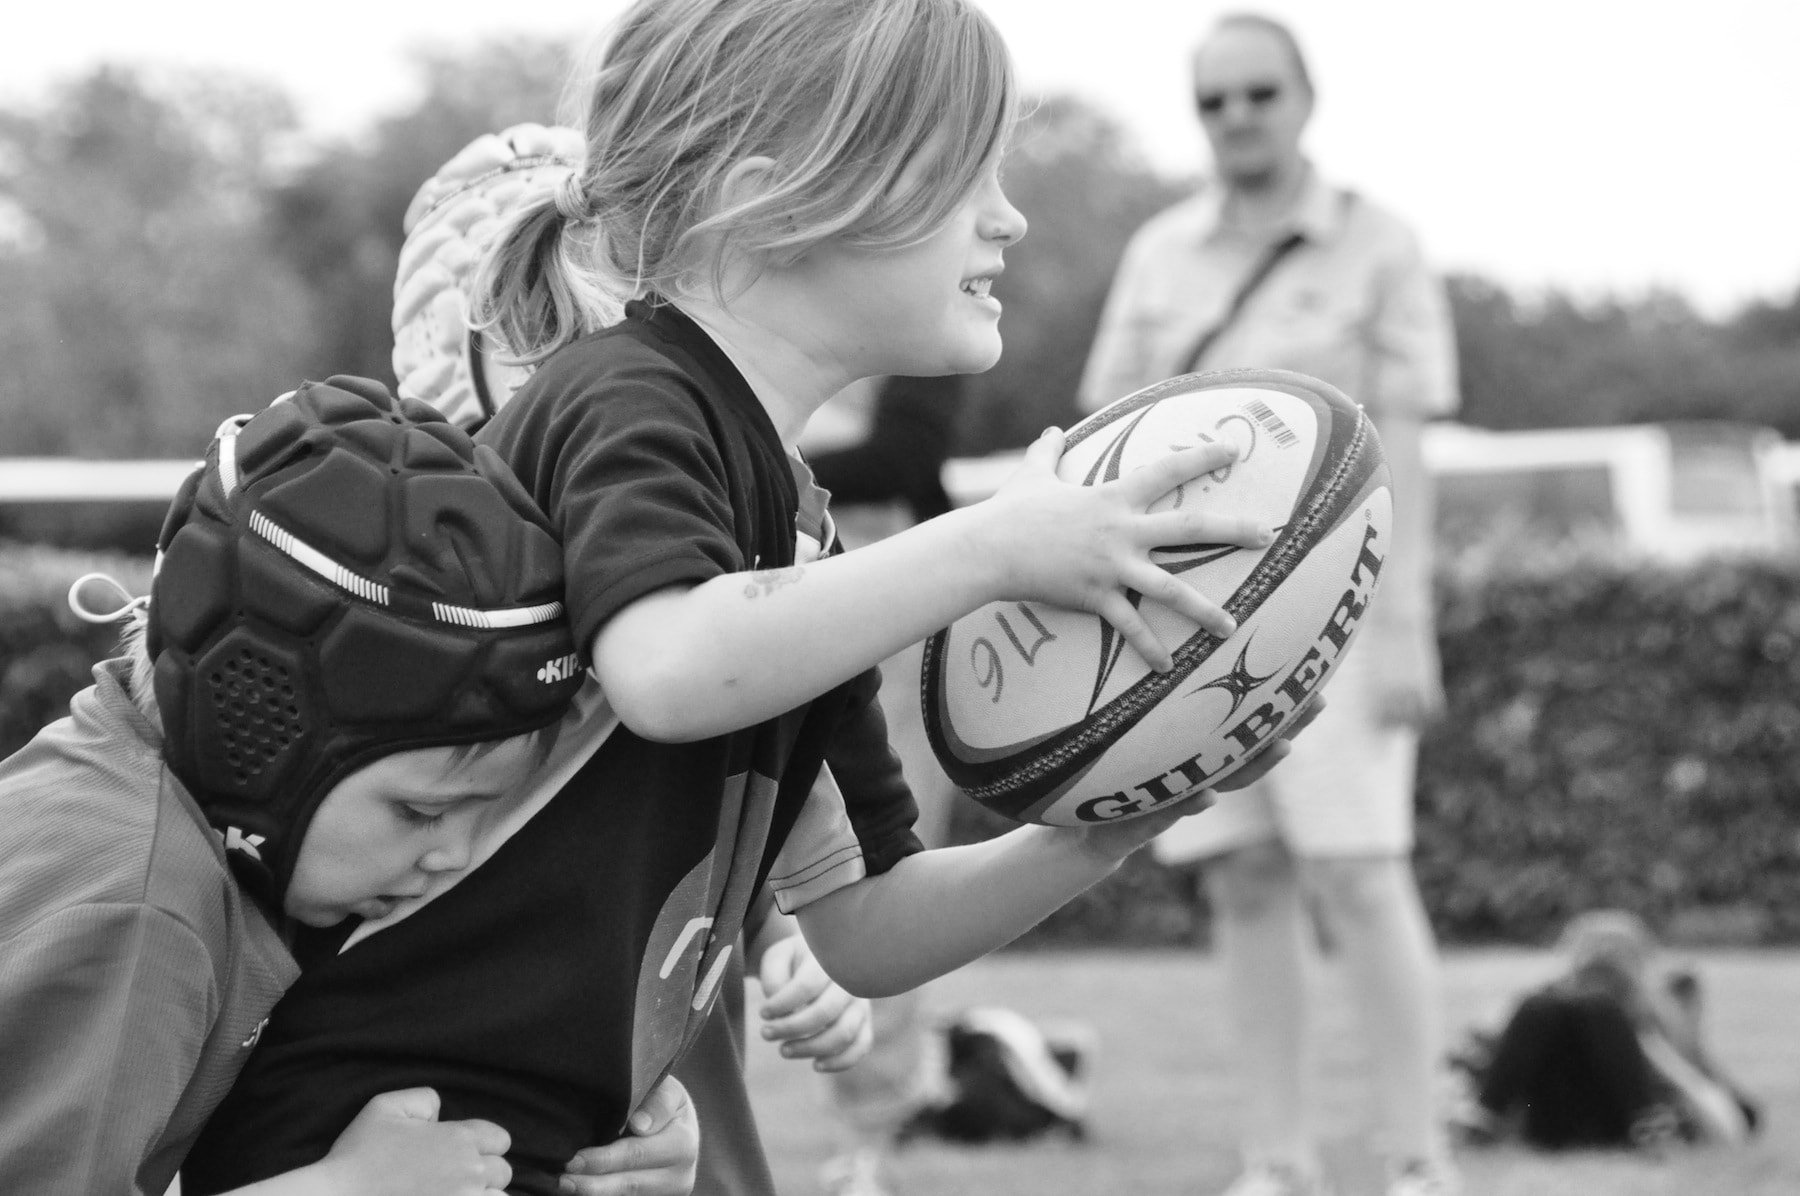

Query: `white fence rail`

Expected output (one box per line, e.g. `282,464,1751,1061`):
5,422,1798,562
0,457,198,502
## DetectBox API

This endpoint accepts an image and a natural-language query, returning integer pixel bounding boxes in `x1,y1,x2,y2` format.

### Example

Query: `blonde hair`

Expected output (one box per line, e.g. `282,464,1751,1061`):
1561,910,1653,967
118,611,164,735
1558,908,1656,1014
474,0,1017,364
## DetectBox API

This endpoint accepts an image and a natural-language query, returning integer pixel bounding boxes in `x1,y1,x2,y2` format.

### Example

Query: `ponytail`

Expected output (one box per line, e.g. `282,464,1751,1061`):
472,191,625,367
476,0,1015,365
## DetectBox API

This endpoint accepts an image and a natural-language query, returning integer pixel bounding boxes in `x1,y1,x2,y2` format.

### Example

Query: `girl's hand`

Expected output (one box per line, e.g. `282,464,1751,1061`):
756,933,874,1072
561,1076,699,1196
975,428,1271,672
1210,695,1326,791
317,1088,510,1196
1063,697,1327,863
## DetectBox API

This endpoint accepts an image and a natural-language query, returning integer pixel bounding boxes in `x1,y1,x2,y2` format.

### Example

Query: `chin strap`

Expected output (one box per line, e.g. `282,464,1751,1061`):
67,572,150,625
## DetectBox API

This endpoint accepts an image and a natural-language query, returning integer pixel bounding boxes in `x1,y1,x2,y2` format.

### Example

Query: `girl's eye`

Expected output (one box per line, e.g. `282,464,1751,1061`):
397,805,447,829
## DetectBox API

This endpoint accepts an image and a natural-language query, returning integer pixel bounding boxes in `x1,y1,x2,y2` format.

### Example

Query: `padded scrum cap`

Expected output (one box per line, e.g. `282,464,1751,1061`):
391,122,605,430
148,375,585,906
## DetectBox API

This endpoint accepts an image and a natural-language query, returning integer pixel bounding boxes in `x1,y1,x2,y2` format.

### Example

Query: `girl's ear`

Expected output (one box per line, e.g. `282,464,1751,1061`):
718,155,780,214
718,155,813,270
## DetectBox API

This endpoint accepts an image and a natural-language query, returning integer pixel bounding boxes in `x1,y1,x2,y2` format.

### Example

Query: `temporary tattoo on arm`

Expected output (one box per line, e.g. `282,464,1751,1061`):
744,567,803,599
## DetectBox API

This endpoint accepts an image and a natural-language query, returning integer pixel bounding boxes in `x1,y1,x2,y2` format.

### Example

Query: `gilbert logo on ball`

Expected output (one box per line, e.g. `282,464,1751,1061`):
922,368,1391,826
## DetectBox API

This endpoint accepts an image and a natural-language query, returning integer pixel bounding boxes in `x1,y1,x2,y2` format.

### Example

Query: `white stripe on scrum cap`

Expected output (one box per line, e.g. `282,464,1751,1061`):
432,599,565,629
212,414,255,498
248,510,391,607
221,392,563,630
245,509,564,631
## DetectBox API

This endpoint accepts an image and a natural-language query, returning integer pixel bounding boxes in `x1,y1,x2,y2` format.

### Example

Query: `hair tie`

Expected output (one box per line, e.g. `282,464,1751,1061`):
553,171,591,224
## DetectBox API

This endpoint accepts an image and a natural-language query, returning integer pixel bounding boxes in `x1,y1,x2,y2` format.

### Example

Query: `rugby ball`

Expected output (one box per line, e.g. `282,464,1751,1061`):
921,369,1391,826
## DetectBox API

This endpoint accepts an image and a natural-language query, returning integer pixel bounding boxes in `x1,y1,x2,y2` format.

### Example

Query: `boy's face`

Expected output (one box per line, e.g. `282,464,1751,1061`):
282,736,539,927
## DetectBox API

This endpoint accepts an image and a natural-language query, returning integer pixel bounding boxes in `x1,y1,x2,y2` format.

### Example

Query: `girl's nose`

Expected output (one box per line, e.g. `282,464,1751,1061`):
983,183,1027,247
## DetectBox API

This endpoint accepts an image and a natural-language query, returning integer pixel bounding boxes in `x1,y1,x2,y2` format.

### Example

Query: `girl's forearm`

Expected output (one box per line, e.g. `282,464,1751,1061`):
594,435,1259,741
593,505,999,740
793,827,1125,998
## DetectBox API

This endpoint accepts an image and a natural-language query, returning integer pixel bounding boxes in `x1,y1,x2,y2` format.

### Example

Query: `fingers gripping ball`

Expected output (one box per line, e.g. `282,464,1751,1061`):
392,123,598,429
147,377,585,903
922,369,1392,826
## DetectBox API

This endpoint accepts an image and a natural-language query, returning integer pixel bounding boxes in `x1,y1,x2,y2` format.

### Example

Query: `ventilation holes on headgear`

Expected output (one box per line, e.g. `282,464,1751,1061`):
207,646,303,789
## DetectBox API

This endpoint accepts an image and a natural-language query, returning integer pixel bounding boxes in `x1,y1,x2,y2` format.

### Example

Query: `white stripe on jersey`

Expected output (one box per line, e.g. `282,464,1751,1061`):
765,764,868,914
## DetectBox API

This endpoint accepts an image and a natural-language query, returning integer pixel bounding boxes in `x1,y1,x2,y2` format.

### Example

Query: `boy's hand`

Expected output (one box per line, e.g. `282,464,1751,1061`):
319,1088,510,1196
757,932,873,1072
561,1075,698,1196
979,429,1271,673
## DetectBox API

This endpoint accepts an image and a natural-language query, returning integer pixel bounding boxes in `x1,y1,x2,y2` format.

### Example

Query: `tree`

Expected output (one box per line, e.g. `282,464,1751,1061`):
0,67,315,456
1720,287,1800,438
1447,277,1800,438
265,38,572,386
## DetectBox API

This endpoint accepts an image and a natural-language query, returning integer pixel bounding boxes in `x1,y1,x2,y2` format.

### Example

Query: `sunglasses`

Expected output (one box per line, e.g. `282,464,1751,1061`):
1195,83,1283,117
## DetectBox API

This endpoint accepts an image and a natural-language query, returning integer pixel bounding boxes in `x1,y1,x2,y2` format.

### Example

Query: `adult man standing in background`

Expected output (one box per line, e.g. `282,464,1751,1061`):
1079,14,1460,1196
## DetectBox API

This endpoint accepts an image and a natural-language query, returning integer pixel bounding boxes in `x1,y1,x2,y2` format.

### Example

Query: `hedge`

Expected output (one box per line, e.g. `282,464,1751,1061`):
4,541,1798,945
0,543,152,759
1414,552,1800,945
952,550,1800,948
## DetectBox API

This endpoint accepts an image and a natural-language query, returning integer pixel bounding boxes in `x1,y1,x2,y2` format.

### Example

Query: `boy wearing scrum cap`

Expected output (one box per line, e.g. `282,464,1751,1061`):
0,377,693,1195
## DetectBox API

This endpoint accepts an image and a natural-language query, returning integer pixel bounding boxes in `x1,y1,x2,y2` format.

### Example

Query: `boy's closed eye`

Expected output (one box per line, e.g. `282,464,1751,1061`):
395,803,452,829
391,787,512,830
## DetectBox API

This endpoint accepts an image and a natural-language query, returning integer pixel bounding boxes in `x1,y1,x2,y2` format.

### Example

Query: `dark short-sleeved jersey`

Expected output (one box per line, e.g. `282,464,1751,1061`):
184,301,923,1196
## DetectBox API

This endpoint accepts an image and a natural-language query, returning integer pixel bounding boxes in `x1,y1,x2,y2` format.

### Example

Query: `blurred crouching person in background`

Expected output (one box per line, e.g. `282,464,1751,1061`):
1452,909,1761,1152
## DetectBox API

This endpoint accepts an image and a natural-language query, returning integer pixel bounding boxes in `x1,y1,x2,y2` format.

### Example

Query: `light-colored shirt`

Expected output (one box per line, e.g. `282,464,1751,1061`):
1079,164,1457,698
1078,164,1456,420
0,659,297,1195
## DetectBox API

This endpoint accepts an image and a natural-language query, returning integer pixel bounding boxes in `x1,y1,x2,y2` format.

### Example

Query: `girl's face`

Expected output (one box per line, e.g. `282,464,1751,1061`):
787,159,1027,378
282,736,537,927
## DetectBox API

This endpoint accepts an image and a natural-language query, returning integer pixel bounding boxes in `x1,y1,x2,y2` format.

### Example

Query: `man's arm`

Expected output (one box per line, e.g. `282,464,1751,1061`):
1365,225,1459,424
1361,225,1459,725
1077,224,1169,414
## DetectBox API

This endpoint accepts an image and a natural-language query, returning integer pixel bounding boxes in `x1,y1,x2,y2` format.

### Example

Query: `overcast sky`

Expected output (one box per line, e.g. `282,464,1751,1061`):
9,0,1800,314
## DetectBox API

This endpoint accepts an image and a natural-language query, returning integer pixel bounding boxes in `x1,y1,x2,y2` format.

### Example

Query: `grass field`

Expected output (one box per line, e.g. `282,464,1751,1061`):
744,948,1800,1196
